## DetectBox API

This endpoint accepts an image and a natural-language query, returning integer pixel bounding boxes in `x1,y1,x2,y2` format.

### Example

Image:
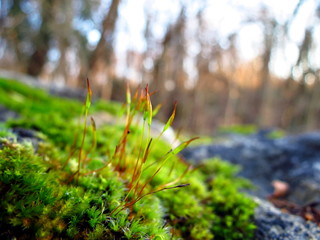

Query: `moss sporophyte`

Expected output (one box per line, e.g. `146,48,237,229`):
0,77,256,239
68,80,197,215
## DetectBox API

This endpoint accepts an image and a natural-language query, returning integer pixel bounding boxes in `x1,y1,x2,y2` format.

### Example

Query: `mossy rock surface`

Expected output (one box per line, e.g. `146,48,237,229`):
0,77,256,239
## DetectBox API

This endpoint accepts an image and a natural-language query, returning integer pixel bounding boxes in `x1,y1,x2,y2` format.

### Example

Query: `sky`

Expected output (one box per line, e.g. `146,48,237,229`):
87,0,319,79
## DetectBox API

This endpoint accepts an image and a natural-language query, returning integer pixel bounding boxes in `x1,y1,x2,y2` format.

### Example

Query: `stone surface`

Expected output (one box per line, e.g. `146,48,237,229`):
1,127,43,151
0,105,42,150
182,131,320,239
254,197,320,240
182,131,320,205
0,105,19,122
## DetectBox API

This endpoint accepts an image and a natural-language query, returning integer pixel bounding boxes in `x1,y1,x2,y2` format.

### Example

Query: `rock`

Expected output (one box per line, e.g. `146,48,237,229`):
182,131,320,205
182,131,320,239
0,127,43,151
254,197,320,240
11,127,42,151
0,105,19,122
0,104,42,150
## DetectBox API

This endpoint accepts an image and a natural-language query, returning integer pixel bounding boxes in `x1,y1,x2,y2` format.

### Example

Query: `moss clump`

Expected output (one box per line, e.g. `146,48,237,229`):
157,158,256,240
0,124,15,138
0,78,257,239
0,140,170,239
218,124,257,135
203,159,256,239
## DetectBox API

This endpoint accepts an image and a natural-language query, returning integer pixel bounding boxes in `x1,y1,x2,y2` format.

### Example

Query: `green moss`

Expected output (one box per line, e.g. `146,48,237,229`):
0,124,15,138
218,124,257,135
0,78,257,239
0,141,171,239
204,159,256,239
0,78,82,118
266,129,285,139
0,142,61,239
155,158,256,240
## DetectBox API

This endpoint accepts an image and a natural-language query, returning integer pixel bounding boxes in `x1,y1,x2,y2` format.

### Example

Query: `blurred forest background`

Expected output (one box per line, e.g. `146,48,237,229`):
1,0,320,134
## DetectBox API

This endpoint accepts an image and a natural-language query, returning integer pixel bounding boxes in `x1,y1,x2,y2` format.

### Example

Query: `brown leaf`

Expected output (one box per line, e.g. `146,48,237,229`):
271,180,289,198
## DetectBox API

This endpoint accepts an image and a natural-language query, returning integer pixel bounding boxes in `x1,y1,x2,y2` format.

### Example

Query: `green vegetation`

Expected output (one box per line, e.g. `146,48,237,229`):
266,129,285,139
0,78,256,239
218,124,285,140
218,125,257,135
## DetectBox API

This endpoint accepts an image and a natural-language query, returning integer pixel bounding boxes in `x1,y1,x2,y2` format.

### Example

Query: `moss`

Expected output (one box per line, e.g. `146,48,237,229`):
0,78,257,239
218,124,285,140
218,124,257,135
0,142,61,239
0,124,15,138
204,159,256,239
0,141,171,239
266,129,285,139
0,78,82,119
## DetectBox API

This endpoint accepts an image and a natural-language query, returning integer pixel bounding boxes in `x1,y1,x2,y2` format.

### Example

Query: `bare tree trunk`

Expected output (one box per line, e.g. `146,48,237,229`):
88,0,121,99
27,1,56,76
281,28,313,130
151,8,188,129
306,76,320,131
140,11,152,85
257,18,276,127
54,1,74,86
223,34,239,126
151,16,175,115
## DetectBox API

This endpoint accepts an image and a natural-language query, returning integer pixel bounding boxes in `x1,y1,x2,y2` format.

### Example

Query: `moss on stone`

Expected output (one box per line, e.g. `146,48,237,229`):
0,78,257,239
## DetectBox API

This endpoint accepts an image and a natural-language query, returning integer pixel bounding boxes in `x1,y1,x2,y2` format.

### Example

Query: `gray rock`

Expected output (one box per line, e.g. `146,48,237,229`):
254,197,320,240
0,105,19,122
182,131,320,239
12,127,42,145
182,131,320,205
0,105,41,150
0,126,42,152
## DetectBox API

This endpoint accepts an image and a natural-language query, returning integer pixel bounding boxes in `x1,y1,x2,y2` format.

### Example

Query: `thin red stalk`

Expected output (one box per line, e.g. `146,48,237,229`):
128,138,145,191
136,137,198,198
77,112,88,183
83,117,96,165
76,78,92,183
113,184,190,216
132,138,153,197
158,165,192,189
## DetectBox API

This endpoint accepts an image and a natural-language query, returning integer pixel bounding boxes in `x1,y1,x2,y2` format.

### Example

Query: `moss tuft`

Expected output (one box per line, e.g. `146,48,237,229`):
0,78,257,239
